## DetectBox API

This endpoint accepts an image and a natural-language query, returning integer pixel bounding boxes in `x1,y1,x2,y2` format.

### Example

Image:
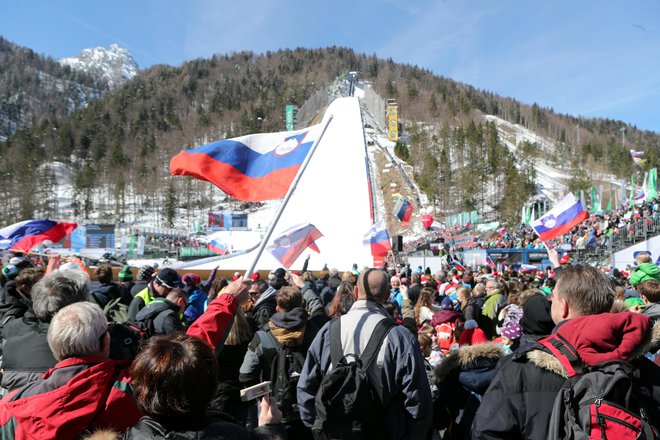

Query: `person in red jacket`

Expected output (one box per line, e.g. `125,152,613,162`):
0,276,250,440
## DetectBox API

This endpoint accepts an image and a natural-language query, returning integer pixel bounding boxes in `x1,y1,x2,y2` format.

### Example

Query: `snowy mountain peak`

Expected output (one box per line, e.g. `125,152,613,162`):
59,44,139,88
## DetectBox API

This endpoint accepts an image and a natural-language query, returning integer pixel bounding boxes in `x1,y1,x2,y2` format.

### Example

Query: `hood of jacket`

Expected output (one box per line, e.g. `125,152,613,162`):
268,307,308,347
135,298,178,321
631,262,660,286
520,294,555,336
526,312,660,379
643,302,660,321
434,342,503,394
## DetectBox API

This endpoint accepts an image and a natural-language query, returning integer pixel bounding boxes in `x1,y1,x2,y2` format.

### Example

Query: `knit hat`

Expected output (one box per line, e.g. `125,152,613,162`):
138,265,155,281
624,297,645,309
182,273,202,287
118,265,133,281
458,327,489,346
2,265,18,280
9,257,24,267
274,268,286,278
233,271,241,281
501,322,523,341
440,296,454,311
250,272,261,281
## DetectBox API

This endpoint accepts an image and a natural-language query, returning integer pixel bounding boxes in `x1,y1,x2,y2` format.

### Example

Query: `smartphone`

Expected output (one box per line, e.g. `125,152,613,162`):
240,381,272,402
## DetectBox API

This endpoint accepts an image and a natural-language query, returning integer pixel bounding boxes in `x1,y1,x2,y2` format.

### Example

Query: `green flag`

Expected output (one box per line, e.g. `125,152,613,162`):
524,206,532,225
470,210,478,224
647,168,657,201
606,189,612,211
591,187,600,212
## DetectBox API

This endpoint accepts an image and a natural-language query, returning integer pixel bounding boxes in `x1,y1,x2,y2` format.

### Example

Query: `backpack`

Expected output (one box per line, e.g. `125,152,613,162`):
312,317,396,440
540,334,659,439
435,321,456,352
102,296,130,324
265,330,307,422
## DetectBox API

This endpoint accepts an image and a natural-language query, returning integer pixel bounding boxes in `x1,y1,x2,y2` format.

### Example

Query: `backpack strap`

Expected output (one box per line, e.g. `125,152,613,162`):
538,333,584,377
329,318,343,368
360,318,396,370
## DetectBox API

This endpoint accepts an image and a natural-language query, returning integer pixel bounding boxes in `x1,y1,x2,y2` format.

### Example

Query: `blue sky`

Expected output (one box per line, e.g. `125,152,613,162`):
2,0,660,132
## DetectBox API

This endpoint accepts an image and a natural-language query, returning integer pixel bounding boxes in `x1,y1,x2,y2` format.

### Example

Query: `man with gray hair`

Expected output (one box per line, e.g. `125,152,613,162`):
1,269,91,392
0,275,252,439
297,268,432,439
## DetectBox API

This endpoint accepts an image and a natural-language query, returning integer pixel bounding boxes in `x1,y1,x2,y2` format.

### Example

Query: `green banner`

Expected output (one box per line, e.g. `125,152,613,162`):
179,247,217,258
647,168,657,201
470,210,478,224
591,187,600,212
285,104,295,131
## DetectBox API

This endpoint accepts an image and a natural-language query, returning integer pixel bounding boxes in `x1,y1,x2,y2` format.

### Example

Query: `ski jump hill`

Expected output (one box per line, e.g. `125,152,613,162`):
176,97,375,272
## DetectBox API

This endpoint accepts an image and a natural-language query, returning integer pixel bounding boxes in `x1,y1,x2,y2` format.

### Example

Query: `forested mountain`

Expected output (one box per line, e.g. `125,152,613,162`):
1,41,658,226
0,37,108,142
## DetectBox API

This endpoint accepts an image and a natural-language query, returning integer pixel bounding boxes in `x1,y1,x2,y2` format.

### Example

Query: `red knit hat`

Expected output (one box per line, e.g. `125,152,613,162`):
458,327,489,346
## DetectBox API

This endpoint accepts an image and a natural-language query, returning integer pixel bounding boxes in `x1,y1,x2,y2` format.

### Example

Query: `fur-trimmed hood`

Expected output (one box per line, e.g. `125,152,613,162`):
434,342,503,383
527,312,660,379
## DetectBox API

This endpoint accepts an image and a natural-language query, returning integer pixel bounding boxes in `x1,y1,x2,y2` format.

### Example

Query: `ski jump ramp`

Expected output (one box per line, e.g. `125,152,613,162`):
183,97,375,272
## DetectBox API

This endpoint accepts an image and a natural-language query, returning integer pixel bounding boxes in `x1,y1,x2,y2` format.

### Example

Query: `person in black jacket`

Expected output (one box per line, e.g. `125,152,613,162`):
91,263,132,308
114,332,286,439
134,288,188,335
473,261,660,440
246,279,276,332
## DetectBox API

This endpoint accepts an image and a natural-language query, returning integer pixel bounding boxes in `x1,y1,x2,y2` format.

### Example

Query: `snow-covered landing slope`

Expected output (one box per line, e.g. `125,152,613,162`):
182,97,374,271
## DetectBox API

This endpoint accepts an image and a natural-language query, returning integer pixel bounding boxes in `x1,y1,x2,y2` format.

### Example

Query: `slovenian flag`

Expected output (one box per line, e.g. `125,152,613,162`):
170,124,322,202
363,220,392,257
485,255,496,270
208,239,228,255
269,224,323,269
452,260,466,271
530,193,588,242
393,198,414,223
0,220,78,252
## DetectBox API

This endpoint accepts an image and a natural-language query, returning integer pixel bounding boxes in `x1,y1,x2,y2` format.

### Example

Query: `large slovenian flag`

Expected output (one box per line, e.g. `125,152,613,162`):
208,239,229,255
393,198,414,223
363,220,392,257
530,194,588,242
0,220,78,252
170,124,322,202
269,224,323,269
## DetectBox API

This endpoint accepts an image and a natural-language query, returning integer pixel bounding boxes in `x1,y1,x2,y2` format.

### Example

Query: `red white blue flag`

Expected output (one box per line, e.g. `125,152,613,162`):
530,193,588,242
170,124,322,202
485,255,496,270
393,198,414,223
269,224,323,269
207,239,228,255
363,220,392,257
452,260,466,271
0,220,78,252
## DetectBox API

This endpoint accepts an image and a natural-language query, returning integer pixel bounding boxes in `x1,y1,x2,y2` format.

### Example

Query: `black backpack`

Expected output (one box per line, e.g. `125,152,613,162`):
540,334,659,439
266,331,307,422
312,317,396,440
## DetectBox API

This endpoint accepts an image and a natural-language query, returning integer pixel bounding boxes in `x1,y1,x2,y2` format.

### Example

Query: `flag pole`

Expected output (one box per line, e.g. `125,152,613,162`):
244,115,334,278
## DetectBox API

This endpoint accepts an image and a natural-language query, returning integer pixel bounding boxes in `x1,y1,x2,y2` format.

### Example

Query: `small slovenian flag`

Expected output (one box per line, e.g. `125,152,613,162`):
393,197,414,223
363,220,392,257
208,239,228,255
530,193,588,242
269,223,323,269
0,220,78,253
486,255,496,270
452,260,466,272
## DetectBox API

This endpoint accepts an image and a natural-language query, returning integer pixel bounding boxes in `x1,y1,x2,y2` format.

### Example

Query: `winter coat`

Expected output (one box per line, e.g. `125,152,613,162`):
461,297,480,322
130,280,149,297
128,284,156,322
247,295,277,332
0,294,239,439
121,413,283,440
473,312,660,440
209,341,252,424
433,343,503,439
630,262,660,286
92,282,132,308
481,289,506,319
184,288,207,326
135,298,184,335
1,322,58,393
643,302,660,322
297,299,433,440
239,307,310,387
